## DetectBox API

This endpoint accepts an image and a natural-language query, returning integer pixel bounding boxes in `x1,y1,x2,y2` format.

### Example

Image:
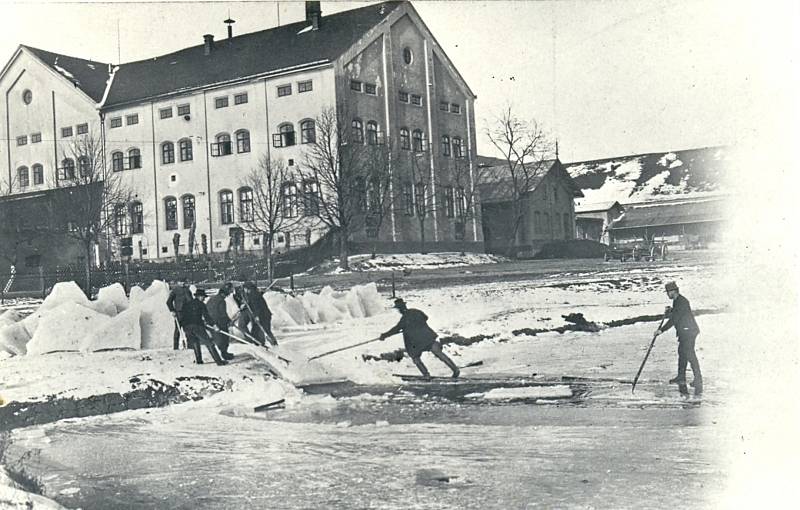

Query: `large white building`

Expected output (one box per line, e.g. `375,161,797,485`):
0,1,482,265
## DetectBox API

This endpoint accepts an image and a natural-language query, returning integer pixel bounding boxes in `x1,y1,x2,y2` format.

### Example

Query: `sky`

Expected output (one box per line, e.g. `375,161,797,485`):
0,0,795,163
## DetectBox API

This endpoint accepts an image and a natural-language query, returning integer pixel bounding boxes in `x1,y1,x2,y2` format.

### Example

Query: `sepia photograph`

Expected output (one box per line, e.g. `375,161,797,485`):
0,0,797,508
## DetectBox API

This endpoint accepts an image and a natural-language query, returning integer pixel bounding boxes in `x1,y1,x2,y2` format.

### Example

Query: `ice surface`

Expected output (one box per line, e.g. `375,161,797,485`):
81,307,142,352
41,281,90,311
0,309,23,328
26,302,111,355
96,283,129,314
471,386,574,400
0,322,31,356
128,285,146,305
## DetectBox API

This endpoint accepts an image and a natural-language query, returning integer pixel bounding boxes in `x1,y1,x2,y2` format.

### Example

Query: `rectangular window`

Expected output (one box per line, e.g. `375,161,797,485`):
215,96,229,109
410,94,422,106
398,91,409,103
298,80,313,93
451,103,462,114
302,180,320,216
234,92,248,105
159,107,173,119
31,133,42,143
444,186,455,218
403,182,414,216
110,117,122,128
61,127,73,138
33,166,44,185
16,135,27,146
350,80,363,92
177,104,191,116
126,114,139,125
277,84,292,97
76,123,88,135
365,83,377,95
439,101,449,112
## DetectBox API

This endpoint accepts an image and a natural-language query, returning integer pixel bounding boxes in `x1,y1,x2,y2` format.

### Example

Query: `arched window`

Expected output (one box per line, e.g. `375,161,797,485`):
112,151,124,172
238,187,254,222
78,156,91,177
61,158,75,179
127,148,141,169
211,133,232,157
131,201,144,234
455,187,466,218
452,137,463,158
412,129,425,152
182,194,195,228
114,203,129,235
219,190,234,224
273,123,295,148
161,142,175,164
366,121,379,145
400,128,410,150
179,138,193,162
17,166,29,188
32,164,43,185
351,119,364,144
281,182,297,218
441,135,451,157
302,179,319,216
164,197,178,230
235,130,250,154
301,119,316,144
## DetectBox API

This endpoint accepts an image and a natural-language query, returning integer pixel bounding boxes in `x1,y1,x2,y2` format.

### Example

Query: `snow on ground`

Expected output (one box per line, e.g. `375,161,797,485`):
308,252,506,275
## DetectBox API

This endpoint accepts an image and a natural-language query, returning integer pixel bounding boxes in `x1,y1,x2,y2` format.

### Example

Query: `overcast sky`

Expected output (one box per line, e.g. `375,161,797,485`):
0,0,795,163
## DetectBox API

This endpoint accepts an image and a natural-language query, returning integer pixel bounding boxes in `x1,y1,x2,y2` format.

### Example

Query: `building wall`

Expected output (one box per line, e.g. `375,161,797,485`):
576,217,605,242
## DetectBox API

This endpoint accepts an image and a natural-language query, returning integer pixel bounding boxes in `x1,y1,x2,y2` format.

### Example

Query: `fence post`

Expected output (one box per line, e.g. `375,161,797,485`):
39,266,45,299
123,260,131,295
391,271,396,298
290,273,294,292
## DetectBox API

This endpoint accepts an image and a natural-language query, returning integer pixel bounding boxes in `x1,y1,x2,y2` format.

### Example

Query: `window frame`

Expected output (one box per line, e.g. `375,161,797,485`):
211,133,232,157
281,182,298,218
302,179,320,216
452,137,464,159
441,135,451,157
182,194,195,228
161,141,175,164
177,104,191,116
233,92,248,105
110,117,122,128
412,129,425,152
17,166,29,188
398,91,409,103
76,123,88,135
235,130,251,153
32,164,44,185
125,114,139,126
127,148,142,169
16,135,27,146
112,151,124,172
159,107,173,119
400,128,410,150
179,138,193,161
277,84,292,97
350,80,363,92
298,80,313,93
366,121,380,145
410,94,422,106
164,197,178,231
214,96,229,109
61,126,73,138
219,190,235,225
364,83,377,95
450,103,462,114
351,119,364,144
114,203,129,236
61,158,75,180
238,187,254,223
31,133,42,143
131,201,144,234
273,123,296,148
300,119,316,144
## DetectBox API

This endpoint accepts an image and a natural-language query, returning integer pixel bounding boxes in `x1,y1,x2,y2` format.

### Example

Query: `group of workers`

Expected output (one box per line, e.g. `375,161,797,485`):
166,279,278,366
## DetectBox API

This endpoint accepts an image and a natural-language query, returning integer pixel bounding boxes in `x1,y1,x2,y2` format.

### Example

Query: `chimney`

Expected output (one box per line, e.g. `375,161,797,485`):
306,1,322,30
203,34,214,55
224,18,235,40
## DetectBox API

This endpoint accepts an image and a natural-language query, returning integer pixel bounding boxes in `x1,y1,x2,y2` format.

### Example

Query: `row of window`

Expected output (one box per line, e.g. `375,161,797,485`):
159,104,191,120
438,102,462,114
350,80,378,96
16,132,43,146
398,90,423,106
277,80,313,97
58,157,92,180
16,164,44,188
401,182,468,218
533,211,573,238
18,123,89,143
109,114,138,129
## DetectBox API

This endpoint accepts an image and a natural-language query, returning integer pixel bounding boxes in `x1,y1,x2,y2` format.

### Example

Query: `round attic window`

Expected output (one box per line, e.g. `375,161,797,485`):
402,47,413,65
22,89,32,105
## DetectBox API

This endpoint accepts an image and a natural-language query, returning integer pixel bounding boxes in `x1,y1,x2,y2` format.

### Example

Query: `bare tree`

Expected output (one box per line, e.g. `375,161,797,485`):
449,156,486,252
49,132,133,294
300,107,390,270
405,152,439,254
239,155,294,281
485,107,554,256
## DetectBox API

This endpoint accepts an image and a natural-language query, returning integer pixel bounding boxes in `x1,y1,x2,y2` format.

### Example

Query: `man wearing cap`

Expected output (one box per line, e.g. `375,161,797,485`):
655,281,702,396
179,288,227,366
205,283,236,360
379,298,460,379
166,278,193,350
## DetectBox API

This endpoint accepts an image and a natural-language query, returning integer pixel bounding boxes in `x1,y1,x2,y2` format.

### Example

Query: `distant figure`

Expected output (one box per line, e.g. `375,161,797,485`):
239,281,278,346
655,281,702,396
166,278,193,350
205,283,236,360
179,288,227,366
379,298,459,379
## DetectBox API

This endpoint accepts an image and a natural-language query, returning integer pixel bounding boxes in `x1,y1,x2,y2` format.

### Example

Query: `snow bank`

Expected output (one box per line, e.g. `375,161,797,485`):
267,283,386,328
0,323,30,356
82,307,142,352
135,285,173,350
97,283,129,314
26,302,111,355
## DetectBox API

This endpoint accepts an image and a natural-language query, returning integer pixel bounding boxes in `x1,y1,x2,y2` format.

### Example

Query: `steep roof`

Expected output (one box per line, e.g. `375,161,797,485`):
609,198,726,230
104,1,403,107
476,158,583,203
566,145,730,205
22,46,111,102
574,201,622,214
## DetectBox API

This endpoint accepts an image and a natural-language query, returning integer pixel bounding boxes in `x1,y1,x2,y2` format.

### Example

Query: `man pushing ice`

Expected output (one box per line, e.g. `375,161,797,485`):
379,298,459,379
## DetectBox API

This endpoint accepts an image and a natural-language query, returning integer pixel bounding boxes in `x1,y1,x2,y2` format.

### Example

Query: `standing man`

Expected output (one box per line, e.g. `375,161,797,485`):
654,281,702,396
166,278,193,350
179,288,227,366
205,283,236,360
240,281,278,346
379,298,459,379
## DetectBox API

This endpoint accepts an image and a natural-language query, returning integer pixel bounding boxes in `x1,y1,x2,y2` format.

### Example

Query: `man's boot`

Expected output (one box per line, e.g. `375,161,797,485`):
208,344,228,366
669,376,685,385
192,343,204,364
678,383,690,397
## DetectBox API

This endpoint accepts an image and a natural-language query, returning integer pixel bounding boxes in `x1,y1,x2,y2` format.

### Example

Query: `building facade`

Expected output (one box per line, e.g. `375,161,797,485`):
0,1,482,266
574,201,624,244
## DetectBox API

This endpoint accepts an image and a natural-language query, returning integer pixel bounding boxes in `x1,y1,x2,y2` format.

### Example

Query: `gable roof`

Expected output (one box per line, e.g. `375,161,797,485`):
22,45,111,102
104,1,403,107
476,158,583,203
609,197,726,230
574,201,622,214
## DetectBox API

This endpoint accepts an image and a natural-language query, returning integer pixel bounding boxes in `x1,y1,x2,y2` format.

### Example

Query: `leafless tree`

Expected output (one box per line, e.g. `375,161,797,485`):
485,107,554,256
49,132,133,294
448,156,486,252
300,107,391,270
404,151,439,254
239,155,295,281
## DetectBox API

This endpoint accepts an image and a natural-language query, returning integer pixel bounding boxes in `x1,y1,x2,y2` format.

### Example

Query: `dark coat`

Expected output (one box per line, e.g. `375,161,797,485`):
661,294,700,338
166,285,192,314
383,308,437,358
205,294,230,329
179,298,214,328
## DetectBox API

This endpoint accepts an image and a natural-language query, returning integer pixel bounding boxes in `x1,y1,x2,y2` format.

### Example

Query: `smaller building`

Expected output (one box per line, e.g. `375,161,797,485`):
608,196,727,247
574,201,624,244
477,156,583,257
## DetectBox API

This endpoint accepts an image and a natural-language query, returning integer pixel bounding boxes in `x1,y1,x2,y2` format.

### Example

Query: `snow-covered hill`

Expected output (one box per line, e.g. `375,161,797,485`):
566,146,730,206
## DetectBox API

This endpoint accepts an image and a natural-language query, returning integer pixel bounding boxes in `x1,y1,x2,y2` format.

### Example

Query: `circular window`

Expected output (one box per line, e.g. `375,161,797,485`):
22,89,32,105
402,47,413,65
